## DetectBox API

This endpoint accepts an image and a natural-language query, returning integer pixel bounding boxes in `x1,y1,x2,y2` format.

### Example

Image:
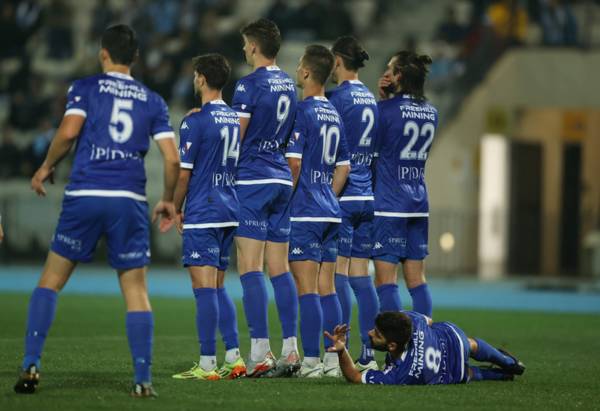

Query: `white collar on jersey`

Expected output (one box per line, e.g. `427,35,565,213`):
402,94,414,99
265,65,280,71
106,71,134,80
348,79,363,85
206,99,226,105
312,96,328,101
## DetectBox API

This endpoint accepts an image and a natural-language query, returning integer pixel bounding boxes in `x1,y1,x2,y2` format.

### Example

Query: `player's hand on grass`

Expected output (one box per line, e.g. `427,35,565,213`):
152,200,177,232
31,164,55,197
324,324,350,353
377,76,392,100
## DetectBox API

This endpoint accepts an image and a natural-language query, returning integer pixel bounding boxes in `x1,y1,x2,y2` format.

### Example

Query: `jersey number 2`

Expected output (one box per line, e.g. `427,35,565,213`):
109,98,134,144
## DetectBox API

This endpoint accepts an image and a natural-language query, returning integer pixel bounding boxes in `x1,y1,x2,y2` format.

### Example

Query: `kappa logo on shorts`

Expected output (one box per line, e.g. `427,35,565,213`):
190,251,201,259
291,247,303,255
373,242,383,250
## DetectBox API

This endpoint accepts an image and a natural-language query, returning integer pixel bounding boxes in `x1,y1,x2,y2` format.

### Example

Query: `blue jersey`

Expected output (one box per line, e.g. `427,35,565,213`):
231,65,297,185
362,311,468,385
374,95,438,216
285,96,350,220
64,71,174,200
326,80,378,200
179,100,239,226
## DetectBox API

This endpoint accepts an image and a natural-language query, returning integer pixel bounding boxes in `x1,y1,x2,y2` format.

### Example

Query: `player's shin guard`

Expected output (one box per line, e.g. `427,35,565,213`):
217,287,239,350
349,276,379,350
471,338,515,368
126,311,154,384
376,284,402,312
320,294,342,351
334,274,352,344
270,272,298,339
194,288,218,359
408,283,432,317
469,366,512,381
240,271,269,338
22,287,58,370
299,294,323,359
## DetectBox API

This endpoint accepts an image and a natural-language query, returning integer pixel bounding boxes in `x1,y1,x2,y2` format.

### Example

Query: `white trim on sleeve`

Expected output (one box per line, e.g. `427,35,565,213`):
361,371,369,384
374,211,429,218
64,189,146,201
183,222,239,229
180,162,194,169
339,196,374,202
153,131,175,140
64,108,87,118
336,160,351,166
285,153,302,159
236,111,251,118
236,179,293,186
290,216,342,223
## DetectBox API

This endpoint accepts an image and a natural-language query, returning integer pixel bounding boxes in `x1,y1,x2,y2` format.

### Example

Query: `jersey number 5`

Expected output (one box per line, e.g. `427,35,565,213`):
109,98,134,144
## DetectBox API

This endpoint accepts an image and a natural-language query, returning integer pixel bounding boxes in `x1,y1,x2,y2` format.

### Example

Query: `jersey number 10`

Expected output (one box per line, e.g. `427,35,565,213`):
320,124,340,165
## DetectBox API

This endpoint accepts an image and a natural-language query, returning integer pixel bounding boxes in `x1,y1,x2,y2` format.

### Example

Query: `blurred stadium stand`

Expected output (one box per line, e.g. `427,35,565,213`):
1,0,600,278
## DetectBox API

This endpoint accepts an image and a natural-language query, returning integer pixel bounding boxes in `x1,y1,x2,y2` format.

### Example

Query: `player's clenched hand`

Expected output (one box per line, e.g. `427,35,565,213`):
378,76,392,100
324,324,350,353
152,200,177,231
31,165,55,197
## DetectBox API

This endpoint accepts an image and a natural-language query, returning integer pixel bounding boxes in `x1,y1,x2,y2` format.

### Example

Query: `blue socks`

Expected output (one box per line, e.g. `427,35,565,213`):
320,294,342,350
126,311,154,384
22,287,58,370
217,287,239,350
470,366,509,381
299,294,322,358
270,272,298,339
472,338,516,368
408,283,432,317
334,274,352,328
193,288,218,356
376,284,402,312
349,275,379,363
240,271,269,338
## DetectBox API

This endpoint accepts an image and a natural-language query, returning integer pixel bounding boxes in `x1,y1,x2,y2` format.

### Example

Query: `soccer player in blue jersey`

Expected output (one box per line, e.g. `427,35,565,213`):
14,25,180,397
286,45,351,378
325,311,526,385
232,18,300,377
371,51,437,318
327,36,380,373
168,54,246,381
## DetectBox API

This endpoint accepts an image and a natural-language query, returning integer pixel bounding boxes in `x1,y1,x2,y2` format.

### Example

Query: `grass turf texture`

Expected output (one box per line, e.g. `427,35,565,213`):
0,293,599,410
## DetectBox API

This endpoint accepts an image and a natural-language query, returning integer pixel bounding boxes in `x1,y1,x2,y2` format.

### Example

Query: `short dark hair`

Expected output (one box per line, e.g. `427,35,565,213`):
101,24,138,66
240,18,281,59
375,312,412,350
331,36,370,71
192,53,231,90
302,45,335,86
390,50,432,101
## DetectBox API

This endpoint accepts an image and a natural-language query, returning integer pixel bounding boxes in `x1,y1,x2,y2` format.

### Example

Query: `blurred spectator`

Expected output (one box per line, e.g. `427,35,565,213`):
26,118,55,171
8,74,49,131
540,0,578,46
435,5,467,45
318,0,354,40
0,1,42,59
0,125,22,178
486,0,529,46
90,0,116,41
266,0,295,37
45,0,74,60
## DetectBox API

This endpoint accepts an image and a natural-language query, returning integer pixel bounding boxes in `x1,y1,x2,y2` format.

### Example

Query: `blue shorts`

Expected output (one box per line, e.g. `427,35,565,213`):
51,196,150,270
371,216,428,263
289,221,339,263
236,183,291,243
182,225,236,270
338,200,374,258
434,321,471,384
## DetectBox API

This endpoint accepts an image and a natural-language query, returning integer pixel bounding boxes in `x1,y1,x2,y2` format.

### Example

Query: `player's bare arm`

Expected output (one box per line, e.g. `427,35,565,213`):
152,137,180,225
324,325,362,383
287,157,301,188
170,169,191,234
331,163,350,196
238,116,250,141
31,114,85,196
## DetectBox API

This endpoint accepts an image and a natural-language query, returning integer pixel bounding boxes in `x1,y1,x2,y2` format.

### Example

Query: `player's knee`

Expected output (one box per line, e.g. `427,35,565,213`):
468,337,478,354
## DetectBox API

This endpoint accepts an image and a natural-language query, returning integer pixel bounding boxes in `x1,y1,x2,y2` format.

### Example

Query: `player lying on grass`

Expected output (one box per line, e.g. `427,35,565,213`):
325,311,526,385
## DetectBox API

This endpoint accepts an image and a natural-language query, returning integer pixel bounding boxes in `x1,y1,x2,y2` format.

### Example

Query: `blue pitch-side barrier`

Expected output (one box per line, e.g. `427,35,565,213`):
1,266,599,314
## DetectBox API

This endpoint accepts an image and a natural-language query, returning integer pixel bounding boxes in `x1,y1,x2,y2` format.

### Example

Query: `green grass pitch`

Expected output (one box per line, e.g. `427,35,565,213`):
0,293,599,410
